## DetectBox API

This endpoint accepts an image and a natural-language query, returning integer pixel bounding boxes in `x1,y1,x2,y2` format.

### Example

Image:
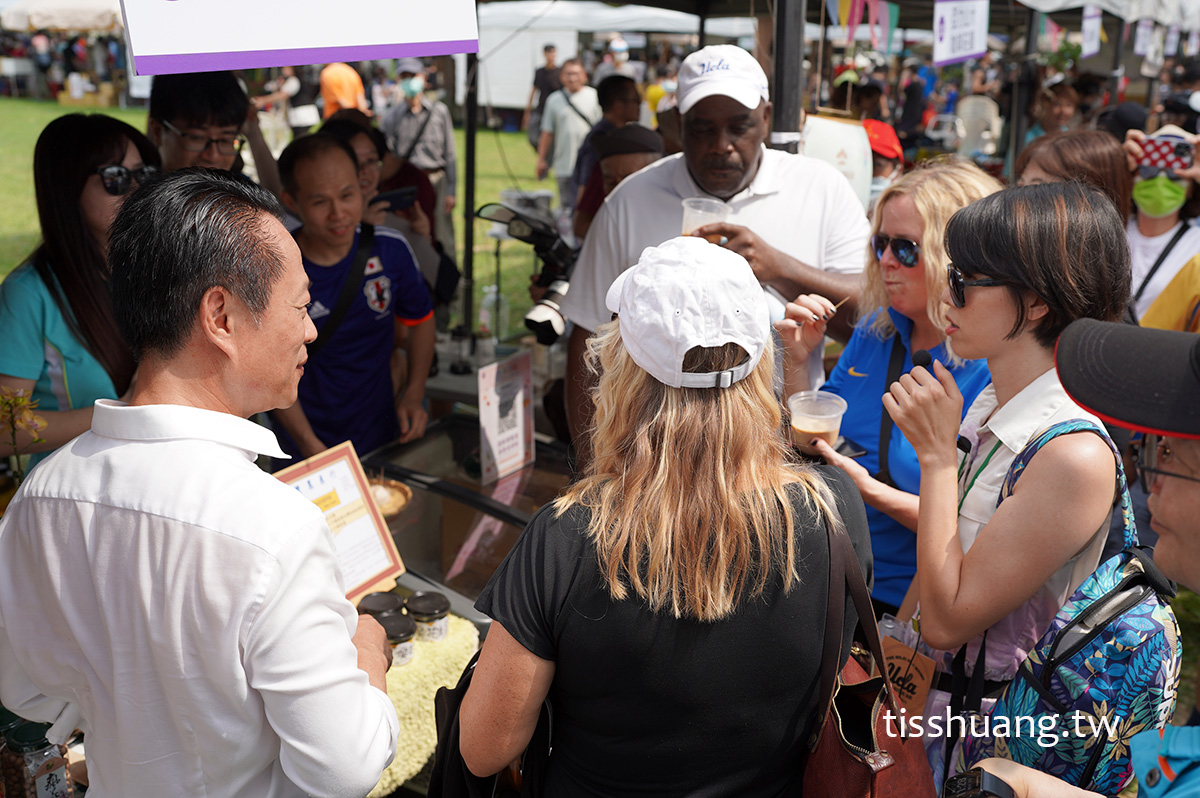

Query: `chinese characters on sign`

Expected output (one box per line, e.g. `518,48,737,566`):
932,0,989,67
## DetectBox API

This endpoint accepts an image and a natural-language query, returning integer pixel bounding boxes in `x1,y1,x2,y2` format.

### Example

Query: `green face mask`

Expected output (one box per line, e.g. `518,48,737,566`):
1132,174,1188,219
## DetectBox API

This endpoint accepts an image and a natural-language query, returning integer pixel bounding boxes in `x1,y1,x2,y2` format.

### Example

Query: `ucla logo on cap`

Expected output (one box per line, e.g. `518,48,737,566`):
699,59,731,74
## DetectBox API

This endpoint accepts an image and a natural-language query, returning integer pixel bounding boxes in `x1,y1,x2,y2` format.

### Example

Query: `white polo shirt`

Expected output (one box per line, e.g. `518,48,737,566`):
0,400,399,798
560,147,870,386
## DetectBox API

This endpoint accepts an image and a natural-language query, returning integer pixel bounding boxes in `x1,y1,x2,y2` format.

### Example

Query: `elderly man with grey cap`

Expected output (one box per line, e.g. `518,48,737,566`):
559,44,870,468
460,236,871,796
380,58,458,256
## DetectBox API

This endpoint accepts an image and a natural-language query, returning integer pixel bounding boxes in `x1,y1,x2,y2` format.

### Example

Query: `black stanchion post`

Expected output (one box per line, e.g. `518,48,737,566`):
1108,17,1127,107
463,51,478,341
771,0,807,154
1011,8,1041,161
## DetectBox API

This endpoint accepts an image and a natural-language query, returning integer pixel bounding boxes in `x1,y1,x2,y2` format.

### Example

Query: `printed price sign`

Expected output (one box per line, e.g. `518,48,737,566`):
478,352,535,485
933,0,990,67
118,0,478,75
1081,5,1102,59
1189,30,1200,58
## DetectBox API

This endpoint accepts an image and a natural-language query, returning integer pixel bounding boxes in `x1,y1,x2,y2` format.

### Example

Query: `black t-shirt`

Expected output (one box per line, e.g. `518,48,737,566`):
533,66,562,115
475,466,873,798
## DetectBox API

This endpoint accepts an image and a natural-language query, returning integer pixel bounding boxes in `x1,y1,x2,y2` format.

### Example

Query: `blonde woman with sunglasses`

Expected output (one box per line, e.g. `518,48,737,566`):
778,159,1001,618
0,114,159,465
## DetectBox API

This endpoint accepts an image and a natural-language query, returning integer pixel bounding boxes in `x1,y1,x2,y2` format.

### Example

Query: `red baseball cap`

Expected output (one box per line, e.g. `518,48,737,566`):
863,119,902,160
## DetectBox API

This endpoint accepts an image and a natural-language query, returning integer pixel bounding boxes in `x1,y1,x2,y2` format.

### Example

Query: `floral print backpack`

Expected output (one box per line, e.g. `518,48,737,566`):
960,420,1182,794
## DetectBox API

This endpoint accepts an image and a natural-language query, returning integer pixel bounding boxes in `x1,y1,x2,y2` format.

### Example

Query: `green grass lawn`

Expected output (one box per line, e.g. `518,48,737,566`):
0,96,545,339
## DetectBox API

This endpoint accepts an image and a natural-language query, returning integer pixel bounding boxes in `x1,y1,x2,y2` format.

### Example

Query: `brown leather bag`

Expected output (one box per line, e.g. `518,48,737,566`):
801,524,937,798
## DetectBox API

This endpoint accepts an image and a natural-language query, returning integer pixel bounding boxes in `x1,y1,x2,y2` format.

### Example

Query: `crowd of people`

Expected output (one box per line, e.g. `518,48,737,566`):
4,38,1200,798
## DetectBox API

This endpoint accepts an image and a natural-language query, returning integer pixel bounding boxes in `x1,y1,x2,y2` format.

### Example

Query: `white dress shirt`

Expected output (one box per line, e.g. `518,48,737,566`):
559,147,870,388
0,400,399,798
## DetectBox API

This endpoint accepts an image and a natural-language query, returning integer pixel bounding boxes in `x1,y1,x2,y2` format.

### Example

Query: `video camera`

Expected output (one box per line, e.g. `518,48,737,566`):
475,202,578,345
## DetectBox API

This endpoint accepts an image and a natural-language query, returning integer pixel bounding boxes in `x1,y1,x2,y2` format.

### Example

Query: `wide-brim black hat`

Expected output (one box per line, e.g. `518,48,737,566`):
1056,318,1200,440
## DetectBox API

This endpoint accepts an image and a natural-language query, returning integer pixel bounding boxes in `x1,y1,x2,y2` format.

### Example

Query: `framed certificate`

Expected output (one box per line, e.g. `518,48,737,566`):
275,441,405,604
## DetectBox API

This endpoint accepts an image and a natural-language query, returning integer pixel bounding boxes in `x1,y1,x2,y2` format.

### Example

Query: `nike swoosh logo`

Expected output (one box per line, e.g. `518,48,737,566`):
848,367,868,377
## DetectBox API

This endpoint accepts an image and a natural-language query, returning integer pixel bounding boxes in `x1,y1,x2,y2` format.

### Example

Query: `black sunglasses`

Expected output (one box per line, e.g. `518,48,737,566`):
871,234,921,268
947,265,1006,308
1137,165,1182,181
1135,434,1200,494
96,164,159,196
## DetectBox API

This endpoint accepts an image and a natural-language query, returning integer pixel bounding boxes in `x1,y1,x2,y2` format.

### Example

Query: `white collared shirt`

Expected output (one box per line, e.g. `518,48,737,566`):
0,400,399,798
954,368,1110,678
560,147,869,387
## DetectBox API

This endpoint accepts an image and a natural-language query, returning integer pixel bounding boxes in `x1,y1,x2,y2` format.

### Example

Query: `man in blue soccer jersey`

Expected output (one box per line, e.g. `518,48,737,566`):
273,133,435,459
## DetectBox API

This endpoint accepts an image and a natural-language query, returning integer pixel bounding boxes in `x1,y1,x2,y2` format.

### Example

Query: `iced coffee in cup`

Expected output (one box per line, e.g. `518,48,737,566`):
681,197,731,243
787,391,847,455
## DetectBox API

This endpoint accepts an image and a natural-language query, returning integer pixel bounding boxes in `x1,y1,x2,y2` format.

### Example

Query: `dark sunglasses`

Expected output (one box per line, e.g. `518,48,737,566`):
1135,434,1200,494
947,265,1006,308
1137,165,1182,181
96,164,159,196
871,234,921,268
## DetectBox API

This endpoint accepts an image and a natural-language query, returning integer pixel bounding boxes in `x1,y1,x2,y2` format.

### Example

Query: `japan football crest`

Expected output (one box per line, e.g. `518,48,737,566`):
364,275,392,314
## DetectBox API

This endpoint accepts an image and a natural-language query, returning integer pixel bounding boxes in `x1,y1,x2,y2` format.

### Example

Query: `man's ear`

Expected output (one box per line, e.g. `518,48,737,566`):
281,190,299,216
199,285,238,358
148,117,164,148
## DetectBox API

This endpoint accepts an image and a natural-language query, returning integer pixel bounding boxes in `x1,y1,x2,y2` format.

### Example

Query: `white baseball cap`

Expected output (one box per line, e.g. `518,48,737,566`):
676,45,770,116
605,236,770,389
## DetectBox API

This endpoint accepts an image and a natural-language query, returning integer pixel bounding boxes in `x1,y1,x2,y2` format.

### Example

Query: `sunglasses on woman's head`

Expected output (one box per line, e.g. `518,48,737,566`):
96,164,159,196
870,234,921,268
1135,434,1200,494
947,265,1006,308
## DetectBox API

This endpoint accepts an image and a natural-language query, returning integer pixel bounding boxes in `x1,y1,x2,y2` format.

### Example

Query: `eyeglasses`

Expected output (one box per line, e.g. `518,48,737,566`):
161,119,245,155
871,234,921,268
1135,434,1200,493
947,265,1006,308
95,164,159,196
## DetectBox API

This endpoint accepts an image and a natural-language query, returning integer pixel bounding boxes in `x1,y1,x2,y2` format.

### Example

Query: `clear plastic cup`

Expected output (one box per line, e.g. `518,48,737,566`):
787,391,847,455
681,197,731,241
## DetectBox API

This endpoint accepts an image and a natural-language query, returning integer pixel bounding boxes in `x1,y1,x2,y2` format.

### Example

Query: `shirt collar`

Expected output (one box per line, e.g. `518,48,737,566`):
90,400,288,460
977,368,1072,453
671,145,781,203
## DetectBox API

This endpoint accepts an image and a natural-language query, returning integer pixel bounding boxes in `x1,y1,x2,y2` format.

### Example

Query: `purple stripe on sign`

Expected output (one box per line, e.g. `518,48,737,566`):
934,51,986,68
132,39,478,76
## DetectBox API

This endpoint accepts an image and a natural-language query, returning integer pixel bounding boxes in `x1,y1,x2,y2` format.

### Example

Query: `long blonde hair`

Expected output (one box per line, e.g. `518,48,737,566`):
554,321,844,622
860,158,1004,348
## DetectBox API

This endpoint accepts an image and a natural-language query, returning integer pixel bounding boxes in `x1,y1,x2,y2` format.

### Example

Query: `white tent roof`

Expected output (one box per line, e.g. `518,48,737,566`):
477,1,756,38
1023,0,1198,29
0,0,122,32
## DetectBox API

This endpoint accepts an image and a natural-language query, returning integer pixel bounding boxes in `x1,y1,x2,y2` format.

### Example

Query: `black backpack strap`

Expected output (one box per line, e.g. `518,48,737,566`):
875,334,906,488
305,225,375,360
559,89,594,127
1129,222,1190,324
402,106,435,162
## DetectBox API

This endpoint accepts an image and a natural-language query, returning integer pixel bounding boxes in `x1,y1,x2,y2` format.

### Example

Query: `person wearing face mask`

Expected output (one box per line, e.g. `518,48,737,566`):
1121,126,1200,332
380,58,458,258
863,119,903,215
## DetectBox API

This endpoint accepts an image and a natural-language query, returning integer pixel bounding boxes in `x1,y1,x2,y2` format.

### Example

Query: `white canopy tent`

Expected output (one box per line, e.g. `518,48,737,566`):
0,0,122,32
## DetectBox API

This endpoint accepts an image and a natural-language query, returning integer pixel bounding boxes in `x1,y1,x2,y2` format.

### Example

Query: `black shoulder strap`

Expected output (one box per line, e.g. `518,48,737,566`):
402,105,435,162
1130,223,1190,321
560,89,594,126
305,225,375,360
875,334,907,488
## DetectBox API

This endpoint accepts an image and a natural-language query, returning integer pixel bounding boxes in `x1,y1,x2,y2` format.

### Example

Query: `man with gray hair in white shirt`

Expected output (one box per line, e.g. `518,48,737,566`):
0,169,399,798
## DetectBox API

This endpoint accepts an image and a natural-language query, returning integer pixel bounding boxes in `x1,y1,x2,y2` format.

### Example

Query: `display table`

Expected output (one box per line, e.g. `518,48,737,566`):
368,614,479,798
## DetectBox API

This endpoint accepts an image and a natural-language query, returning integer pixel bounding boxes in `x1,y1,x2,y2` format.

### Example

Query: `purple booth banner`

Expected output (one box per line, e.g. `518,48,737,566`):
119,0,479,76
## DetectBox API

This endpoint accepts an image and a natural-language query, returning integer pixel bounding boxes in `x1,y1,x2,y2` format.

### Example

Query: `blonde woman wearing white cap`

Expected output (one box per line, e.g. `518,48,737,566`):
460,237,872,796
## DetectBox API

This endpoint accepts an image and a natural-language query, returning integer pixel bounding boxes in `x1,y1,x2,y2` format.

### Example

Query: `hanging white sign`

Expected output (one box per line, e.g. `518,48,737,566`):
118,0,479,75
1133,19,1153,56
1081,5,1102,59
932,0,990,67
1165,26,1181,57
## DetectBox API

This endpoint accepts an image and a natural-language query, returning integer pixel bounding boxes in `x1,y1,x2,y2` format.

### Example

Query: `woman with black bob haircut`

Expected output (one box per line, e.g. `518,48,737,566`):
884,181,1131,785
0,114,159,465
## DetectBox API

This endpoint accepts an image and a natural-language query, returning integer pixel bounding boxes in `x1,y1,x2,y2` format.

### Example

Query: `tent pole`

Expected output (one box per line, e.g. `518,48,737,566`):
1011,7,1040,160
771,0,806,153
1107,16,1127,106
699,0,710,47
463,51,478,338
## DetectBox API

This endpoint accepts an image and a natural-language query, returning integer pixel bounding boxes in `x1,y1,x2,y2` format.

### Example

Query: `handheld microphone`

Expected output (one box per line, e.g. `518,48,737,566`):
911,350,932,370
